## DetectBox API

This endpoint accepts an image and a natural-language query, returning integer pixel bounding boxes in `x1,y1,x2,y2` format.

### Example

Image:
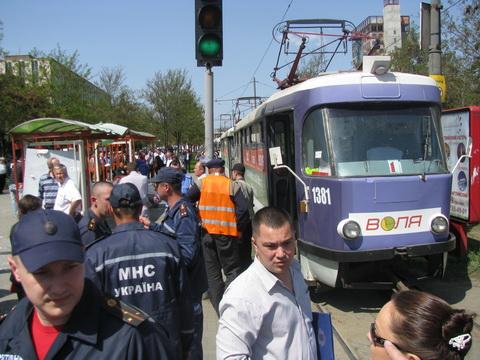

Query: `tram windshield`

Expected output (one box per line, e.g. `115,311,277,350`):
302,104,448,177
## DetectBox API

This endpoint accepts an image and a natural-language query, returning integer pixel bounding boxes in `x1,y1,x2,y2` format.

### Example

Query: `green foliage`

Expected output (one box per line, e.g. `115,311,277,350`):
144,69,204,147
389,24,429,75
0,73,55,137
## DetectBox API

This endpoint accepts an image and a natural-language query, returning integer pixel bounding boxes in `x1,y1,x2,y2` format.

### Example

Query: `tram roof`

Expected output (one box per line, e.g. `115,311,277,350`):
9,118,155,140
234,70,437,131
219,127,234,140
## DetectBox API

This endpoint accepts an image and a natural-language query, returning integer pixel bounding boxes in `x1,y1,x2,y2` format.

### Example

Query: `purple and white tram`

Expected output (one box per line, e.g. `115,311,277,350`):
222,57,455,288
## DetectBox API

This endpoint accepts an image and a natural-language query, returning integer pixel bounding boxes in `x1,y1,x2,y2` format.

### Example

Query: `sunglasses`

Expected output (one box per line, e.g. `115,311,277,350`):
370,323,404,351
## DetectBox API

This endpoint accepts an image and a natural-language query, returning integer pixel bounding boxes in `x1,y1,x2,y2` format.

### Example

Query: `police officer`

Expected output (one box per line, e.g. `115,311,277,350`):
2,209,173,359
78,181,113,246
142,167,208,360
84,182,194,359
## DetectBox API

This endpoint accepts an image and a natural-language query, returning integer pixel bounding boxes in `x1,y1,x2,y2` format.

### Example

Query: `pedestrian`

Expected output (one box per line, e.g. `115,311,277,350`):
84,182,194,358
135,151,149,177
0,157,7,194
8,194,42,300
370,289,475,360
216,207,318,359
169,158,194,195
119,162,151,218
38,156,60,209
142,167,208,360
188,158,249,315
2,209,174,359
52,164,82,221
193,161,207,184
231,163,254,269
77,181,113,247
8,150,23,217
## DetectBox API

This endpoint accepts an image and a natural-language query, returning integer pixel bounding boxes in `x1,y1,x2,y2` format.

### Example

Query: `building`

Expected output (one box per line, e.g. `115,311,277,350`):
0,54,109,106
352,0,410,69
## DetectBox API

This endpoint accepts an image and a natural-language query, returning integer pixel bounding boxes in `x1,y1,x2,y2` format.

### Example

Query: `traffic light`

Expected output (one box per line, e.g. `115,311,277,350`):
195,0,223,67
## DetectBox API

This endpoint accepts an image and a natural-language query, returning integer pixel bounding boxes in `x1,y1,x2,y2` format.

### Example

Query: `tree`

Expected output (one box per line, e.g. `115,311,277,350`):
96,66,127,106
442,0,480,107
389,24,429,75
144,69,204,147
298,53,328,79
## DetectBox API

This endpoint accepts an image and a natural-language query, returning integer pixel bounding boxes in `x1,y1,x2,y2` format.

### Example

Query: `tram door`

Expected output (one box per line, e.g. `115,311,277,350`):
266,112,297,219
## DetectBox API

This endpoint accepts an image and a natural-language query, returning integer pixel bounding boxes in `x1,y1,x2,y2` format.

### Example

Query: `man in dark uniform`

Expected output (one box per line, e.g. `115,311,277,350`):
84,182,194,359
2,209,173,359
78,181,113,246
141,167,208,360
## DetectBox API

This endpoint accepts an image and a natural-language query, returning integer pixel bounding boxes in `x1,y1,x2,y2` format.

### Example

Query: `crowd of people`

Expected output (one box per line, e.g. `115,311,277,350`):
0,149,476,360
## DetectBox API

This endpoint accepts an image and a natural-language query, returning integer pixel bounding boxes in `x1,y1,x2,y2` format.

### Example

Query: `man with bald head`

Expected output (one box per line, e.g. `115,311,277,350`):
78,181,113,247
38,156,60,209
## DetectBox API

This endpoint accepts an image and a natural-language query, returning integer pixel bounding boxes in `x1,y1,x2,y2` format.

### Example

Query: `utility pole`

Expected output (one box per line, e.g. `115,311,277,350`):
204,66,214,160
428,0,446,101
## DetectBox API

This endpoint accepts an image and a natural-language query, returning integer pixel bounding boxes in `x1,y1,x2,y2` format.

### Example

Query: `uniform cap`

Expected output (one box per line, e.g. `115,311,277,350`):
206,158,225,168
149,167,183,185
11,209,84,272
109,183,143,208
232,163,245,173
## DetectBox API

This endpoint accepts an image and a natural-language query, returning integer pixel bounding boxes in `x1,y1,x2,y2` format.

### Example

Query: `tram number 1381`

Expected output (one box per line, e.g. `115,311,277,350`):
311,187,331,205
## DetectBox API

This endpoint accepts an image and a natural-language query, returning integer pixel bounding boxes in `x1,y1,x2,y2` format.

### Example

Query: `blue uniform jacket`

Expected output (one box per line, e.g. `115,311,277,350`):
150,198,208,302
0,279,174,359
84,221,194,355
78,208,112,247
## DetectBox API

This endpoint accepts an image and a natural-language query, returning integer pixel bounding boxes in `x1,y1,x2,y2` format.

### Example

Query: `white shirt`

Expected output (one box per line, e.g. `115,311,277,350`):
54,178,81,214
217,258,318,360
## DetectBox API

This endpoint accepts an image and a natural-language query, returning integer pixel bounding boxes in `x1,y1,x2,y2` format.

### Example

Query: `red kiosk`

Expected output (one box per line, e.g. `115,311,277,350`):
441,106,480,255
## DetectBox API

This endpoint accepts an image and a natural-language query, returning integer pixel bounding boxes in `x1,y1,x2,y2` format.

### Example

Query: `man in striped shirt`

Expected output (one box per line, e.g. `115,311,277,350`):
38,157,60,210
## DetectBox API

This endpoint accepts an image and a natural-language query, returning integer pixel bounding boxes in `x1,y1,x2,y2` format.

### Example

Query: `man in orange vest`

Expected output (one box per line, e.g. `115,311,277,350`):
189,158,249,315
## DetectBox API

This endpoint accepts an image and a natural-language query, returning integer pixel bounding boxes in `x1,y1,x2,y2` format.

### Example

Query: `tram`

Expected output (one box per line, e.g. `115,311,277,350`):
221,56,456,288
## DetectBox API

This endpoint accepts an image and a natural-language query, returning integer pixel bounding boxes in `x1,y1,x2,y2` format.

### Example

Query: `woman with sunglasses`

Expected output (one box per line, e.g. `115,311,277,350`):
369,290,475,360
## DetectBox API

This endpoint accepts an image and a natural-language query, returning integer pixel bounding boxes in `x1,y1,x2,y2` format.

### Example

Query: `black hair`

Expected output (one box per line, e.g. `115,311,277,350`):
390,290,475,360
252,206,293,237
18,195,41,217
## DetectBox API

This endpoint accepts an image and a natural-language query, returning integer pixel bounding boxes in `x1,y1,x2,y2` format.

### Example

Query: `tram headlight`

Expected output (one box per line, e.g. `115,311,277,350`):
430,215,449,234
337,219,361,240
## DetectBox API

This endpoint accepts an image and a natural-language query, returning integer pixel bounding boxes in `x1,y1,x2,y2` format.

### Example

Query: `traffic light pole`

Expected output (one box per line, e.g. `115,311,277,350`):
204,65,214,160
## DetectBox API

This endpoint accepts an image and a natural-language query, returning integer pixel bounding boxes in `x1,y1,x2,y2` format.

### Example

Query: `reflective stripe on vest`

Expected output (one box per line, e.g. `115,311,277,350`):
198,175,238,236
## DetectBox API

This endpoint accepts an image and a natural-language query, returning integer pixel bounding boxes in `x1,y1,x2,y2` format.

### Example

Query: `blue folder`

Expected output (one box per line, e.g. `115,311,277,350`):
312,312,335,360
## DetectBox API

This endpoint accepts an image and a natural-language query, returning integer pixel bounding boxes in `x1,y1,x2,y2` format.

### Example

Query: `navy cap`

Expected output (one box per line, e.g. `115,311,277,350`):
149,167,183,184
206,158,225,168
109,183,143,208
232,163,245,173
12,209,84,272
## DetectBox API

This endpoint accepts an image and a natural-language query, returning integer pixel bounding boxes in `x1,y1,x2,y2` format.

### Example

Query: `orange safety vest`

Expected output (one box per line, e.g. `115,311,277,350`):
198,175,238,236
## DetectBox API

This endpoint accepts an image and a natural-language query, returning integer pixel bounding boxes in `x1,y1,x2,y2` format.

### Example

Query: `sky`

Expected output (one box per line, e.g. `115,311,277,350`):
2,0,425,130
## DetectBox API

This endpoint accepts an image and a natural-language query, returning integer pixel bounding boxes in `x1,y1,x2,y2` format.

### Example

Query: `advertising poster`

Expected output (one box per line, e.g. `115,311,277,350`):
441,110,470,220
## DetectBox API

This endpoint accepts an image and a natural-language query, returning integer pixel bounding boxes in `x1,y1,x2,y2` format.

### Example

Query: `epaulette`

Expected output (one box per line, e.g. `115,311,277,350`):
179,203,189,218
103,297,149,327
87,218,97,231
0,304,16,325
84,234,107,250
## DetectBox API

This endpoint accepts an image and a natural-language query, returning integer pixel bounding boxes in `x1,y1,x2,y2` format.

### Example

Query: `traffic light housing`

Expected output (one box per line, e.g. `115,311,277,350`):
195,0,223,67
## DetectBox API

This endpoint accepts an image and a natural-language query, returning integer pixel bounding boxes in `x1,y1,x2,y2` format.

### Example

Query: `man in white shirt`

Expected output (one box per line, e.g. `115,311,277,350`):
53,164,82,220
216,207,318,360
119,162,150,217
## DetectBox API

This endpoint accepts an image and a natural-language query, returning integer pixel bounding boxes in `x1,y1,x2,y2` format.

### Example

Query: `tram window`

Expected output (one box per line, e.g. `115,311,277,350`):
302,109,331,176
326,104,447,177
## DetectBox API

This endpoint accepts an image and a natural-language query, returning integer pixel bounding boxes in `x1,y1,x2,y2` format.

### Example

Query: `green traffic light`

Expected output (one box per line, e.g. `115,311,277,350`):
198,34,221,57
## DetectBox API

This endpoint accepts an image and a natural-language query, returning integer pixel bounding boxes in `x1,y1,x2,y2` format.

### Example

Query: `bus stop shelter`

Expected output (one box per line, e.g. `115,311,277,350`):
9,117,156,211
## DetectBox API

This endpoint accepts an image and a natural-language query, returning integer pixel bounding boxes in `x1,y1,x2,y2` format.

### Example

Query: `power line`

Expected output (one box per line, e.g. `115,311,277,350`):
443,0,463,13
